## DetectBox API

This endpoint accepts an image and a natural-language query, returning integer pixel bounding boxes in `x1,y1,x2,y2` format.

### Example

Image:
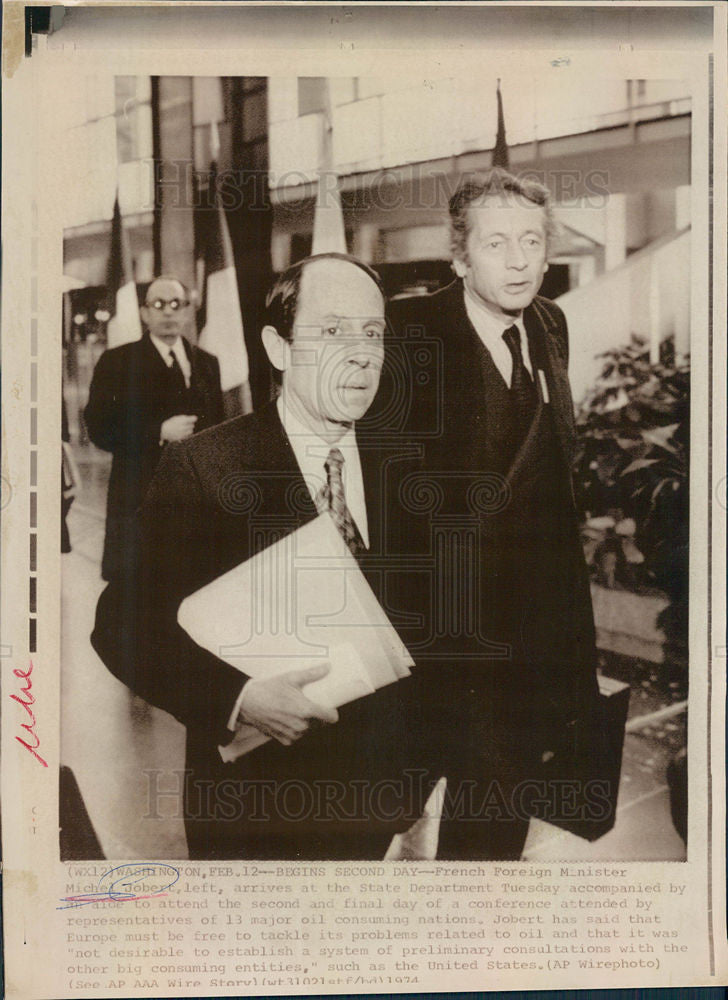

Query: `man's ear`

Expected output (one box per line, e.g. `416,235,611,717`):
261,325,290,372
452,257,467,279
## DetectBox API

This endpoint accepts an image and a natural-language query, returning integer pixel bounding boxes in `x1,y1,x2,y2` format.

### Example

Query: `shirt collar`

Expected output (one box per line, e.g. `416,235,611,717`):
277,394,357,457
277,396,368,545
463,283,526,341
150,333,187,366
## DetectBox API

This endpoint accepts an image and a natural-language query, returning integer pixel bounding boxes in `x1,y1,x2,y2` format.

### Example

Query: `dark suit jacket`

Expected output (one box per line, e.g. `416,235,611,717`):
389,280,578,477
388,281,609,828
92,401,427,859
84,332,224,579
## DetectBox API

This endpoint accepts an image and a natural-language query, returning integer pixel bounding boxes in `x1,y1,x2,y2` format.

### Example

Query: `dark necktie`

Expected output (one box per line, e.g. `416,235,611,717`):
168,350,187,394
319,447,365,557
502,324,537,443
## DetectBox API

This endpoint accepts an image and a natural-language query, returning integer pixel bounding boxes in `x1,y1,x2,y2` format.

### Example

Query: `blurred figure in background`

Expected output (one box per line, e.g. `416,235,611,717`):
61,398,79,553
84,275,224,581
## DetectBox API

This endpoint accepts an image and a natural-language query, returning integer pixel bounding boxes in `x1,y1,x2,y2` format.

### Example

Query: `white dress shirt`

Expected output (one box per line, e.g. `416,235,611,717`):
226,397,370,736
150,333,191,388
462,285,533,387
276,395,370,548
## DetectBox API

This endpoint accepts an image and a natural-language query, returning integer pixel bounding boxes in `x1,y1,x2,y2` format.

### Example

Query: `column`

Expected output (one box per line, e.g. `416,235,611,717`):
604,192,627,271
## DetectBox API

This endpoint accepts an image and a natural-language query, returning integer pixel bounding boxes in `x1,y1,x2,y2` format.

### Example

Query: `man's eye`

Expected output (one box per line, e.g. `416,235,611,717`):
487,241,504,250
322,325,341,337
365,327,383,339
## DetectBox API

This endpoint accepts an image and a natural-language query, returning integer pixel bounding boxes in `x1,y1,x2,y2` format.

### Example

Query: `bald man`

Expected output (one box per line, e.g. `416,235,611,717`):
92,254,427,859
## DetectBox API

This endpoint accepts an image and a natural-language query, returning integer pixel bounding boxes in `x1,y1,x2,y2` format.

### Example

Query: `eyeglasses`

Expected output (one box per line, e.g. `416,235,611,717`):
145,298,190,312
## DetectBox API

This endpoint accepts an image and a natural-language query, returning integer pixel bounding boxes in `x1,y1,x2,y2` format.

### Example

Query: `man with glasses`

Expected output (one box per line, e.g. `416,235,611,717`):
85,275,224,581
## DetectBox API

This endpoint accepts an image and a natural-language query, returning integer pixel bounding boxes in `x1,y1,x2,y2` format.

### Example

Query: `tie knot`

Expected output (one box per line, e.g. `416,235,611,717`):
502,324,521,354
325,447,345,475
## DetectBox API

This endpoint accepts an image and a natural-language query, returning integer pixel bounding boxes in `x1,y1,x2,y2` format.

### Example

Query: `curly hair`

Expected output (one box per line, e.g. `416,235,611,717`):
449,167,556,263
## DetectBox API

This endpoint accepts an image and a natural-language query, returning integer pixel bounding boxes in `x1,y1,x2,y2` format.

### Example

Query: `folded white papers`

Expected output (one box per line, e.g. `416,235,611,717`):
177,513,413,762
216,639,376,762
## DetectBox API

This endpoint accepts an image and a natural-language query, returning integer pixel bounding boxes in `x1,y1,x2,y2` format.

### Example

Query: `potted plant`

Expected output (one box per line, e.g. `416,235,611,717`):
573,337,689,657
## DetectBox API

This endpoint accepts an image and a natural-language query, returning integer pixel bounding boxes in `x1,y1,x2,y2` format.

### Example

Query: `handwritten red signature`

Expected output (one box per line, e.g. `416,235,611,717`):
11,660,47,768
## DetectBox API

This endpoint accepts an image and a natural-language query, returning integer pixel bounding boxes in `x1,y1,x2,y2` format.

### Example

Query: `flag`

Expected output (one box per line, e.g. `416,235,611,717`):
197,124,249,401
105,194,142,348
311,79,347,255
493,79,509,169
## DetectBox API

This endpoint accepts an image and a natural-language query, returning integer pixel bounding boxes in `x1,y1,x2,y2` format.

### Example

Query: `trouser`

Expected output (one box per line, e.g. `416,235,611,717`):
408,662,538,861
182,678,429,860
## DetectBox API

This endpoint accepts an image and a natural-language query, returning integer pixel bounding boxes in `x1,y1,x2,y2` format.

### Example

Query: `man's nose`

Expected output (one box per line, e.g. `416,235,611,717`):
348,351,371,368
349,341,383,368
505,241,528,268
162,302,176,315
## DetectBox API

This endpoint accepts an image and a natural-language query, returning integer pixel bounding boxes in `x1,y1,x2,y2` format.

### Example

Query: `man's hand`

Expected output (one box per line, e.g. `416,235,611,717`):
161,414,198,442
237,663,339,746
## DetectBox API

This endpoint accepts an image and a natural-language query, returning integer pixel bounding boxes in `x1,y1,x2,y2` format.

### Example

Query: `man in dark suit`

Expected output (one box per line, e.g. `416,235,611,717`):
389,168,612,860
84,275,224,580
92,253,426,860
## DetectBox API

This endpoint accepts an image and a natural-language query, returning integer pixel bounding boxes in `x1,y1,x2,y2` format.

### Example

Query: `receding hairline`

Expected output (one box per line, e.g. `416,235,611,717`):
145,275,188,302
294,257,385,317
298,255,383,292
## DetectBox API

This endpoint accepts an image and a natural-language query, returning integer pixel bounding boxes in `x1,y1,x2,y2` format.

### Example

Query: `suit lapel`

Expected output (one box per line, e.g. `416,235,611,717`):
254,402,319,520
448,282,544,480
452,288,574,480
183,337,196,385
444,283,494,468
358,441,382,555
448,282,490,395
259,402,393,553
141,332,200,388
140,330,173,377
524,299,574,467
184,337,205,391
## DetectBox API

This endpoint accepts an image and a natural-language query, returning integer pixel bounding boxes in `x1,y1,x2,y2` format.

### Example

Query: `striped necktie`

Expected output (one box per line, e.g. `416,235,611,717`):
319,447,365,557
